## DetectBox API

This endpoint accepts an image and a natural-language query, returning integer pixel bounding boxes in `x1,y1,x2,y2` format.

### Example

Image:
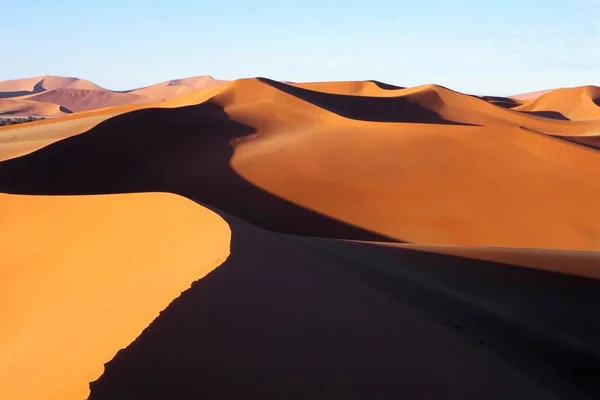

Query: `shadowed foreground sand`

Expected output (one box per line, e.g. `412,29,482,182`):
0,75,598,399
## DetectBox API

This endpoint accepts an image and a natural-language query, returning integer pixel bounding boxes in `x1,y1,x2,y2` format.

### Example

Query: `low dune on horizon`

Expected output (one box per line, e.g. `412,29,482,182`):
0,74,599,399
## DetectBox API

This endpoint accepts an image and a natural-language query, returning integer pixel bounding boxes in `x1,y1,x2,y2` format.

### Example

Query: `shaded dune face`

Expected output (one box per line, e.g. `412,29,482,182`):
0,102,391,241
87,213,600,400
259,78,473,124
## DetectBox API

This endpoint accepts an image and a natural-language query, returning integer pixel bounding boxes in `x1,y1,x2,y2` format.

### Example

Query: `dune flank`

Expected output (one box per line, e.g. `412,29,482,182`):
514,86,600,121
0,193,230,400
86,211,600,399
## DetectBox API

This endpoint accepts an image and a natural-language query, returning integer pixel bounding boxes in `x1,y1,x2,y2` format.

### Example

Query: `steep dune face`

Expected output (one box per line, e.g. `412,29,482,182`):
0,78,598,249
515,86,600,121
0,193,230,400
87,212,600,399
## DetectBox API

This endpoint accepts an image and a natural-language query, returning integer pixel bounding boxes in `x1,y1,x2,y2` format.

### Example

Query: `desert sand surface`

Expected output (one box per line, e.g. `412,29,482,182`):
0,74,599,399
0,193,230,400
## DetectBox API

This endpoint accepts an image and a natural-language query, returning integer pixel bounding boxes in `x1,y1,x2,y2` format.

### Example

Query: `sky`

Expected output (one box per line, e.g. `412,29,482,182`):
1,0,598,95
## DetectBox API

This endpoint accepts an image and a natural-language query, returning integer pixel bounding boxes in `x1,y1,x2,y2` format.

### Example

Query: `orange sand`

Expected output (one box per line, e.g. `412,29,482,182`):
0,193,230,400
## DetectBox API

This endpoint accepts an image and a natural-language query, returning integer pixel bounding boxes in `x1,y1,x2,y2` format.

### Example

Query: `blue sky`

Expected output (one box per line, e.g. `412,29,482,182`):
1,0,598,95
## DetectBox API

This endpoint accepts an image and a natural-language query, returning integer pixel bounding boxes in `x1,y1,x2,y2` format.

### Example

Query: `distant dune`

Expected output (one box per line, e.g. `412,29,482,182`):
514,85,600,121
0,74,598,399
0,75,227,116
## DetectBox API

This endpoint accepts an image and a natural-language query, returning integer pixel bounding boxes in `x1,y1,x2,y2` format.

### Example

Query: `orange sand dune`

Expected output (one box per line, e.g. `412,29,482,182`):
0,98,67,116
0,82,227,161
0,75,105,97
514,86,600,121
0,77,599,249
0,193,230,400
86,211,600,399
127,75,226,101
0,75,228,117
20,88,148,113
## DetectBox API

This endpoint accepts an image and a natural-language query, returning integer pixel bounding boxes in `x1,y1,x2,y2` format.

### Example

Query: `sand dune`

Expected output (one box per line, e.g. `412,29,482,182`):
511,89,555,101
21,88,147,113
87,211,599,399
514,86,600,121
0,75,106,97
0,75,228,117
1,77,598,249
0,193,230,400
127,75,226,101
0,98,67,116
0,74,599,399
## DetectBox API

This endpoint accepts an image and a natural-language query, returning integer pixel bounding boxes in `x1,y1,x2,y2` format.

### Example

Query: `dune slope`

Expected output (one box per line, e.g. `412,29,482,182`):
87,211,600,399
0,193,230,400
515,86,600,121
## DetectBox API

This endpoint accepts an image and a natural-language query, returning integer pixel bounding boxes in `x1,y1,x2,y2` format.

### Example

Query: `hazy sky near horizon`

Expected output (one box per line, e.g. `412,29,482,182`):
1,0,598,95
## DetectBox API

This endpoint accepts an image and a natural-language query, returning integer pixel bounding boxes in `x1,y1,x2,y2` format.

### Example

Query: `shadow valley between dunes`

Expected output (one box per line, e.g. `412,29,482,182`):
0,102,394,241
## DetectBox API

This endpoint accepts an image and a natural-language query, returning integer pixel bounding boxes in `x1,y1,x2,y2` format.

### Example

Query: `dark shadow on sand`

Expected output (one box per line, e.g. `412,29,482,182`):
522,110,571,121
259,78,477,125
0,80,46,99
0,102,394,241
88,217,600,399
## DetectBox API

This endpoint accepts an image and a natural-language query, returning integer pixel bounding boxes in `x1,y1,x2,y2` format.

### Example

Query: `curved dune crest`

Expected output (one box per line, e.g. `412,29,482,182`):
515,86,600,121
0,193,230,400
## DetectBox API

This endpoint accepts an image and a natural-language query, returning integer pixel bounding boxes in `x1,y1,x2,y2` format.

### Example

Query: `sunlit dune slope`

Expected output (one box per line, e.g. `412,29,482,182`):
0,98,68,116
1,78,598,249
511,89,555,101
0,193,230,400
0,75,105,96
514,86,600,121
87,211,600,399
